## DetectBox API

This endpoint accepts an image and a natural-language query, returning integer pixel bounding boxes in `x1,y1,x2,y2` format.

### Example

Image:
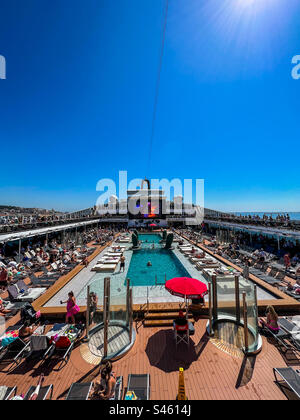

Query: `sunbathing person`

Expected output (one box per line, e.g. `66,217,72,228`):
93,361,116,400
189,297,204,321
82,256,89,268
19,319,38,339
259,305,279,333
11,373,45,400
0,296,11,316
0,267,8,291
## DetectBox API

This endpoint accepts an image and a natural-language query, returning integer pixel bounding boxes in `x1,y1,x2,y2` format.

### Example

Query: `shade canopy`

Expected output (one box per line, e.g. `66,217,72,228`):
165,277,208,299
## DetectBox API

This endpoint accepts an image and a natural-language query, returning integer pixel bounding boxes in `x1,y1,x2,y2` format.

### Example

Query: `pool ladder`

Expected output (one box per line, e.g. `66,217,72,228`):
154,274,167,286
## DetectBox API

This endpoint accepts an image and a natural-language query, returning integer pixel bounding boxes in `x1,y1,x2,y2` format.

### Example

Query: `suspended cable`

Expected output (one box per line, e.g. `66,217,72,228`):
147,0,169,175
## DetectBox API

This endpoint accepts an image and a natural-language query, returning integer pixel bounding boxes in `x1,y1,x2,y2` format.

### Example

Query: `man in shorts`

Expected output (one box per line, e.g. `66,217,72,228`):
120,255,125,272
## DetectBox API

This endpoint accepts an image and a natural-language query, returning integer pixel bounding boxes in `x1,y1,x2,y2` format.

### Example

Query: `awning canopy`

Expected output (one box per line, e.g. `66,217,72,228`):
0,219,101,243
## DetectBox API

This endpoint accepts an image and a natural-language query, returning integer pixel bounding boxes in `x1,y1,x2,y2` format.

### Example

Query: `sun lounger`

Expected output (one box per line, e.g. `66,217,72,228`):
7,283,46,303
113,376,123,400
66,382,93,400
196,261,219,270
0,325,27,363
260,321,291,352
277,318,300,352
97,259,120,265
126,374,150,400
0,386,17,400
23,384,53,400
13,326,49,367
91,263,117,273
273,367,300,399
29,274,56,288
42,324,84,369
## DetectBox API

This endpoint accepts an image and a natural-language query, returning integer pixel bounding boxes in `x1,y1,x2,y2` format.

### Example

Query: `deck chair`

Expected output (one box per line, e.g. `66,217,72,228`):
260,322,291,352
273,368,300,399
174,319,190,348
275,271,288,283
278,318,300,353
0,386,17,400
66,382,93,400
43,324,84,369
113,376,123,400
23,384,53,400
126,374,150,400
284,290,300,301
0,325,27,363
29,274,56,288
13,328,49,367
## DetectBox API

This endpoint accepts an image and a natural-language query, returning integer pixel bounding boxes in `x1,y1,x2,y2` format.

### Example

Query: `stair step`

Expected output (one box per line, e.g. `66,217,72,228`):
138,307,183,314
144,318,195,328
145,312,194,320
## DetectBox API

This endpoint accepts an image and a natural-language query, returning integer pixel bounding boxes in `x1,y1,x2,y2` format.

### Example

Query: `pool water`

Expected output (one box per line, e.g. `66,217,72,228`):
127,234,190,286
138,233,163,244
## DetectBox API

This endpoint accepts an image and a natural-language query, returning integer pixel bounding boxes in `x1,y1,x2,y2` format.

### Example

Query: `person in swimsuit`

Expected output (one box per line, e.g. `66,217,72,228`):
0,267,8,291
94,361,116,400
61,291,80,324
0,297,11,316
11,373,45,400
120,255,125,272
82,256,89,268
19,319,38,339
260,305,279,333
89,292,98,324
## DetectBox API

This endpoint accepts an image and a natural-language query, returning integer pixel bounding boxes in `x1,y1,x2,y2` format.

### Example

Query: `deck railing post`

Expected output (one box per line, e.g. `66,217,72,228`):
212,275,218,322
85,285,90,341
103,277,110,358
126,278,130,325
18,239,21,263
129,288,133,342
243,292,249,354
254,284,258,330
235,275,240,324
208,282,213,336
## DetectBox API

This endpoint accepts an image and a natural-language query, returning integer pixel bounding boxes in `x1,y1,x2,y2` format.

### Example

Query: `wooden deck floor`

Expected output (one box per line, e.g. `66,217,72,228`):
0,319,299,400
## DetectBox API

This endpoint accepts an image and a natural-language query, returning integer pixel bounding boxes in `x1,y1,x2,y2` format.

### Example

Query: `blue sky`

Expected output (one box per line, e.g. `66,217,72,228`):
0,0,299,212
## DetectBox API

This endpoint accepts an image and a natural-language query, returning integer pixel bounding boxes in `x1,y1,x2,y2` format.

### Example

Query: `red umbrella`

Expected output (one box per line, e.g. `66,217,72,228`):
149,223,157,227
165,277,208,299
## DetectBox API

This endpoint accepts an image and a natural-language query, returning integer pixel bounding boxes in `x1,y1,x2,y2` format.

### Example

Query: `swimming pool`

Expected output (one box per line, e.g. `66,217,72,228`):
127,248,190,286
127,233,190,286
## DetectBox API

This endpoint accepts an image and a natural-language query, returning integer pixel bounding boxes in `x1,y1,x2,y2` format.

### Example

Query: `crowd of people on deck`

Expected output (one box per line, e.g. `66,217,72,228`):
206,212,295,229
0,226,126,315
174,227,300,281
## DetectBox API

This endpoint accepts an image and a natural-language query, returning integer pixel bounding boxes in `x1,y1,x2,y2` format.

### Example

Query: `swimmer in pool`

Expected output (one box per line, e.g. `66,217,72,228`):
147,261,152,267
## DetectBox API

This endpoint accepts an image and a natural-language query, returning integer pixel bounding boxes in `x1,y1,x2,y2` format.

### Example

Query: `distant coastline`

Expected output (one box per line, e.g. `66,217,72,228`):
232,212,300,221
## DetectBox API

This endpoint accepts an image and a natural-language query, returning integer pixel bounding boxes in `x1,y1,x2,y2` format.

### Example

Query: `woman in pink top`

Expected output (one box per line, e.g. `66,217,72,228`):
61,291,80,324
